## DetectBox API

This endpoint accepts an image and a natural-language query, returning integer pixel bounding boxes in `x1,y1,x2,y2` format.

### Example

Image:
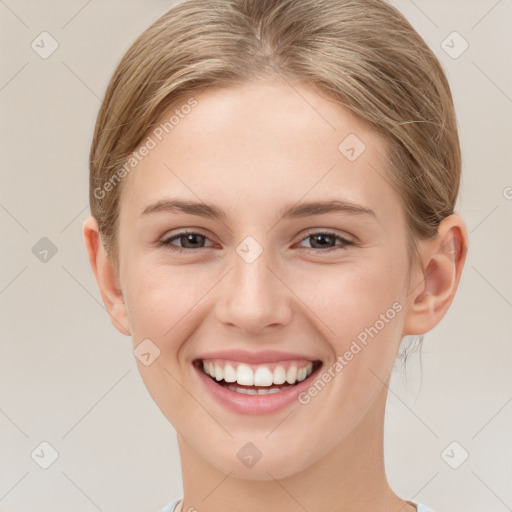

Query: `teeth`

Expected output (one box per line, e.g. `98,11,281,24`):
258,387,284,394
227,384,293,394
201,360,316,386
273,365,286,385
223,364,237,383
236,364,254,386
254,367,273,387
286,366,297,384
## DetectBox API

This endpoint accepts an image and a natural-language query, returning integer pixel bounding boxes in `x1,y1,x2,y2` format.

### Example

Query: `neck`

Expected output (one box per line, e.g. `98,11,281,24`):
176,385,414,512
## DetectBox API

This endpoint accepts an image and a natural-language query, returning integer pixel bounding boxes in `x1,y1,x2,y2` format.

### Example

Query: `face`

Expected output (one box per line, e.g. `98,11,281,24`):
115,79,413,479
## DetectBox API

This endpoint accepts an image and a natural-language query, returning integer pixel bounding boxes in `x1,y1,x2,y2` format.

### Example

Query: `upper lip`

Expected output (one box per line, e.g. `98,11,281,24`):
195,349,320,365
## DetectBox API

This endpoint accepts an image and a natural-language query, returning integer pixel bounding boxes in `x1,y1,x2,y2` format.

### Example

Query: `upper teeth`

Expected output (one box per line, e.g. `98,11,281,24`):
202,360,314,386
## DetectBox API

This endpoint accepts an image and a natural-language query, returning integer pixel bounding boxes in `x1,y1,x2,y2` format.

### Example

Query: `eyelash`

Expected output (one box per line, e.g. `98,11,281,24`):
157,229,354,254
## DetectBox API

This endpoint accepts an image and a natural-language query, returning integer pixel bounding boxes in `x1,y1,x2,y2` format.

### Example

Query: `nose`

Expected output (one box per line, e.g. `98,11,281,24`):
214,244,292,335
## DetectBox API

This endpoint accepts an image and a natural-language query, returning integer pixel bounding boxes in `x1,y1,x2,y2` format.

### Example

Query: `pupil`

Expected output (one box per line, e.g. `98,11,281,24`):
312,234,333,248
184,234,202,248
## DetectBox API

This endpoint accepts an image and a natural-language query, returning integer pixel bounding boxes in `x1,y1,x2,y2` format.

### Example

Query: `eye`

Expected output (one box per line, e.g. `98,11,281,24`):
297,230,354,252
158,229,354,254
158,230,213,253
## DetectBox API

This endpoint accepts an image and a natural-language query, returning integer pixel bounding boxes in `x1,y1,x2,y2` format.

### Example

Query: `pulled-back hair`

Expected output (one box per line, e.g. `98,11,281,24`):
89,0,461,273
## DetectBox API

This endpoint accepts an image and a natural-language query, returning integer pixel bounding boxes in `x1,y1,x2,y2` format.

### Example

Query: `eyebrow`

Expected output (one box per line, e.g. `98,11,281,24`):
141,198,376,221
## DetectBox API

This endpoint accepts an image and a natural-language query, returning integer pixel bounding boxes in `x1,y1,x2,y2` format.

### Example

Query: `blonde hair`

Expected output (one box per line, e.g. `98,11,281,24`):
89,0,461,273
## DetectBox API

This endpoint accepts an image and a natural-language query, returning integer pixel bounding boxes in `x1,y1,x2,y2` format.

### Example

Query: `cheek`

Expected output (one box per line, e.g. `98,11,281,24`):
294,256,406,341
121,263,204,419
122,259,206,338
305,255,407,398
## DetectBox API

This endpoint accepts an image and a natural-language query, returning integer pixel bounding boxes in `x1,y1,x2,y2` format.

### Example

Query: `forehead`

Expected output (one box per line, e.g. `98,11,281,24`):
119,79,400,223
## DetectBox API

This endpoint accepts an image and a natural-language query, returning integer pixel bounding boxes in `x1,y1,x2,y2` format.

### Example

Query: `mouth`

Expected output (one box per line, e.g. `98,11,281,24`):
193,358,323,395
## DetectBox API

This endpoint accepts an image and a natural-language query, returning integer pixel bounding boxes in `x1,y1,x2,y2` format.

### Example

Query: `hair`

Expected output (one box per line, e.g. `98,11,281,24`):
89,0,461,282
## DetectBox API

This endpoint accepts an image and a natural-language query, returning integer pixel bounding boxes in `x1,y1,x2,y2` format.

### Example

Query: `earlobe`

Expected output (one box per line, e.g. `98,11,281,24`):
403,214,468,336
82,216,131,336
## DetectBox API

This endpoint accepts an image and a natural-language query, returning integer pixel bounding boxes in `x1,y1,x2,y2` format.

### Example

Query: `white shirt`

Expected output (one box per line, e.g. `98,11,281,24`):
159,498,435,511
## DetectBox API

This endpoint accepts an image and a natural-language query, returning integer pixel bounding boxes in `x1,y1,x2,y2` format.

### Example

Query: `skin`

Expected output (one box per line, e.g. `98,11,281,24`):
84,78,467,512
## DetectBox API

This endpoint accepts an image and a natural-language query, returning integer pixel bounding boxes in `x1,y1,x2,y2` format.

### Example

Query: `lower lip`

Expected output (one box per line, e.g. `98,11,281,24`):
194,363,321,415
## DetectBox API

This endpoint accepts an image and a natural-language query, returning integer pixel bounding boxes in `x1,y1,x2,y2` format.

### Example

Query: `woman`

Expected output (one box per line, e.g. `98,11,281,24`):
83,0,468,510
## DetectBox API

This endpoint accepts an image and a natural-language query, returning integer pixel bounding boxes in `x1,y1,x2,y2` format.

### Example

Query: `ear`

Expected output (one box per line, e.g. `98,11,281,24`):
403,214,468,336
82,216,131,336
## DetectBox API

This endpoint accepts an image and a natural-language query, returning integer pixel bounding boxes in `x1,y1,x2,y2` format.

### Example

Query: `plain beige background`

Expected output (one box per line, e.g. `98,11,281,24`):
0,1,511,511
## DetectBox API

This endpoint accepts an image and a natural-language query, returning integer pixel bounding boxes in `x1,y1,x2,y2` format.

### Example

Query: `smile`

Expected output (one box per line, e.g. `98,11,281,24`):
198,359,319,394
192,354,323,414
